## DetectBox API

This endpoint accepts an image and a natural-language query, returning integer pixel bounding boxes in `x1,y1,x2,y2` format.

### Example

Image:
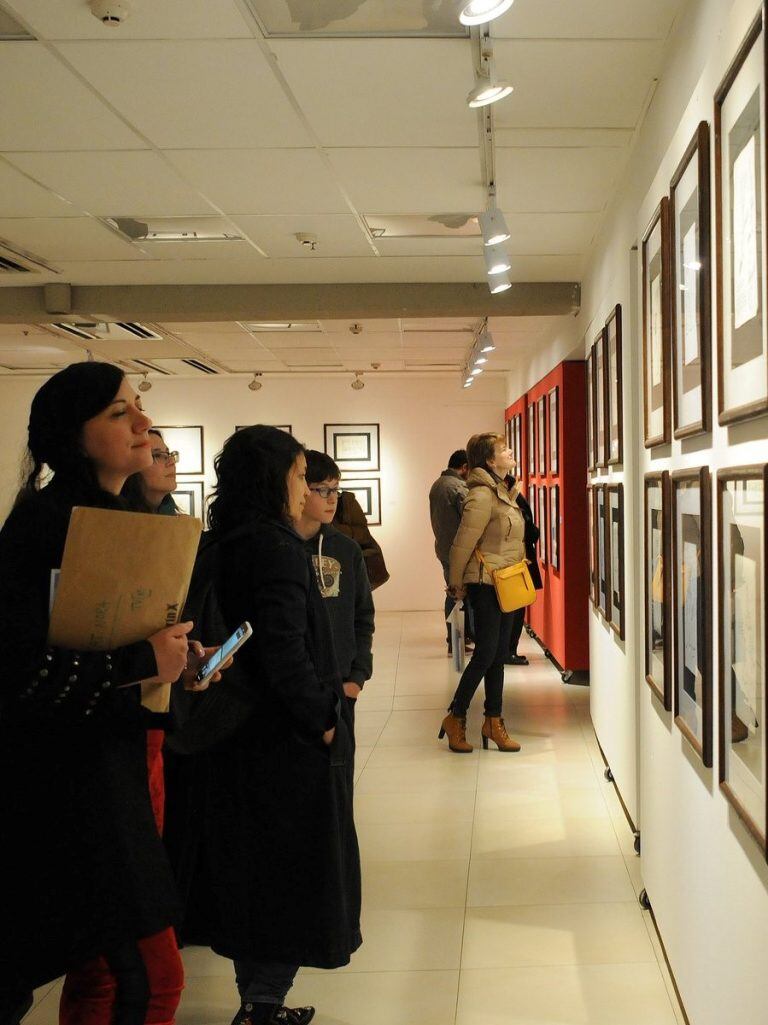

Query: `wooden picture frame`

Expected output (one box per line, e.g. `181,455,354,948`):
670,120,712,438
529,483,537,555
537,397,547,477
527,402,536,477
538,484,548,566
596,484,611,618
607,483,625,639
715,8,768,426
324,423,380,472
586,349,597,472
717,465,767,854
548,386,559,476
605,305,624,465
642,198,672,447
588,484,598,606
672,467,713,767
173,480,205,520
515,415,522,479
645,471,672,708
154,426,204,475
342,476,382,526
550,484,560,571
594,328,608,465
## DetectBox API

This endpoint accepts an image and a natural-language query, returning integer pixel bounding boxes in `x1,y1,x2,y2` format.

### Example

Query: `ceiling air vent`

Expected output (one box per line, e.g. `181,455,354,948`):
146,358,221,376
181,359,218,374
120,359,172,376
0,239,57,274
49,321,163,342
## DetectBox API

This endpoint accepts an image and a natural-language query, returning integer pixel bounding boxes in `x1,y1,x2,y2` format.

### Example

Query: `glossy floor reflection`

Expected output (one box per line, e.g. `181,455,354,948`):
24,612,685,1025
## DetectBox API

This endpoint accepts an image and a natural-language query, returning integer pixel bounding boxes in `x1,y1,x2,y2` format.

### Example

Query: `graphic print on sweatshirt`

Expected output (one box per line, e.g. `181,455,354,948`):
312,554,341,598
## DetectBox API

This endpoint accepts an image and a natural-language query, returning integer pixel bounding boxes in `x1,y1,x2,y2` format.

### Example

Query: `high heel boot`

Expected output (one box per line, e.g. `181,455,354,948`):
481,716,520,752
438,713,473,753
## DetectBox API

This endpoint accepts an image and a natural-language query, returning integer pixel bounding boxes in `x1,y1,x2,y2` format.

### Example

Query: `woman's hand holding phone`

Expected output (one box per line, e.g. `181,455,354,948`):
182,644,233,692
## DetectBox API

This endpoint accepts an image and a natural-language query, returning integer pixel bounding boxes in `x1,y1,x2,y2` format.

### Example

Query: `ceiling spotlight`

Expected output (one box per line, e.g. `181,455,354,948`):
479,207,511,247
467,78,513,109
474,356,488,365
248,373,263,392
463,379,474,388
479,331,496,353
138,372,152,392
483,242,512,276
459,0,514,27
471,367,484,376
351,372,365,390
489,272,512,294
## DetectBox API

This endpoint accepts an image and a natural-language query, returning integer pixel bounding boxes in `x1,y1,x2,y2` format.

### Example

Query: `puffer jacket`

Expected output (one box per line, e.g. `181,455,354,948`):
448,466,526,588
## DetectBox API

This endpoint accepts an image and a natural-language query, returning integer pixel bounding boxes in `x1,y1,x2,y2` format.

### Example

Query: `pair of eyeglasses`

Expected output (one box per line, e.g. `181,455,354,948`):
310,486,344,499
151,449,180,465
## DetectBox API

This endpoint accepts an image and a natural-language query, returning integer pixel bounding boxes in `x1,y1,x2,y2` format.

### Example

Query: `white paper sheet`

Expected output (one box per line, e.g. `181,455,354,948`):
683,539,699,679
734,552,759,726
733,136,759,330
651,275,662,386
682,224,699,366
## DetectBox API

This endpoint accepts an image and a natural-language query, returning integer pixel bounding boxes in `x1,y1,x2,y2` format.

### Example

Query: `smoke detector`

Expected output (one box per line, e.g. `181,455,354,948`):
349,323,363,335
295,233,319,251
89,0,131,25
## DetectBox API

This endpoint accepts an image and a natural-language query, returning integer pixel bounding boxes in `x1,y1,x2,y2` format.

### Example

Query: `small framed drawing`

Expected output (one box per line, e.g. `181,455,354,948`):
537,397,546,476
236,424,292,435
548,387,559,476
645,472,672,708
154,426,204,475
527,403,536,477
324,423,380,472
594,329,607,465
586,349,597,472
342,477,381,526
538,484,547,566
588,485,598,605
642,198,672,447
670,120,711,438
505,418,512,452
549,484,560,570
718,465,766,854
715,10,768,425
607,484,625,640
529,484,537,550
672,467,713,767
596,484,611,618
605,306,624,465
514,416,522,477
173,480,205,520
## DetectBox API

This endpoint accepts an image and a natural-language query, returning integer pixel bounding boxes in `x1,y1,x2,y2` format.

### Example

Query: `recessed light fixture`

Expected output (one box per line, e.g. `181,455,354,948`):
483,243,512,276
478,207,510,247
489,272,512,294
459,0,514,27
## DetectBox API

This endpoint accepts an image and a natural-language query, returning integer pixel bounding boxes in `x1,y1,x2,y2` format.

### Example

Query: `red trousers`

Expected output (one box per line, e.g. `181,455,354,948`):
59,732,184,1025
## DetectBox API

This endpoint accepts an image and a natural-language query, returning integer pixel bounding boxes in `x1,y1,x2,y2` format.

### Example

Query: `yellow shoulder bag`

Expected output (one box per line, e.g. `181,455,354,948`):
474,548,537,613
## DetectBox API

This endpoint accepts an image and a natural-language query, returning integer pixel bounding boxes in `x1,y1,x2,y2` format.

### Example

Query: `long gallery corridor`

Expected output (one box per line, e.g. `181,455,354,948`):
24,612,685,1025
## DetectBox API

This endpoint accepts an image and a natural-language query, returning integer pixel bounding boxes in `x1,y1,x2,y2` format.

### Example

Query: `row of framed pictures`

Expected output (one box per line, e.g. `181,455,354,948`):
642,465,767,856
586,305,623,470
506,388,560,479
529,483,561,571
642,8,768,445
588,484,625,640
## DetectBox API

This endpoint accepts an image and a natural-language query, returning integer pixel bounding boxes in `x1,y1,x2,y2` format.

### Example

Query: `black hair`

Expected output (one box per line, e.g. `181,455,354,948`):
207,425,305,534
305,449,341,485
121,429,179,514
16,361,126,506
448,449,468,469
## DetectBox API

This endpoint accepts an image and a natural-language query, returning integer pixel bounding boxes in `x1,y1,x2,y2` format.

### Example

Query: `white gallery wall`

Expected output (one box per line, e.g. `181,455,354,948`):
508,1,768,1023
0,371,505,614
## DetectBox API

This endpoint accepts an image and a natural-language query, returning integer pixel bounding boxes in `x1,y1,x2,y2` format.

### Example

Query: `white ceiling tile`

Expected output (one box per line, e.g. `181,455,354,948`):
7,151,217,217
141,239,261,260
271,39,477,147
55,41,312,149
493,40,663,130
495,128,634,149
320,320,399,333
0,324,52,336
402,318,478,331
327,149,483,213
0,160,81,217
233,213,371,257
161,321,249,333
0,43,144,151
279,348,343,365
493,0,684,39
0,217,143,261
375,236,482,258
250,332,335,349
494,148,626,213
75,339,196,360
215,358,289,371
168,149,349,215
6,0,252,39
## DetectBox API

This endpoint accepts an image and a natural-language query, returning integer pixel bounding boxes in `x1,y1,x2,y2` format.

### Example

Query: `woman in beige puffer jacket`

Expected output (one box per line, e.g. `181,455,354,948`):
440,432,525,754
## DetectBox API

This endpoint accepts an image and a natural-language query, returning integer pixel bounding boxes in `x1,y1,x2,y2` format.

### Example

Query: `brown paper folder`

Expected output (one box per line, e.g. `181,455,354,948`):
48,507,202,711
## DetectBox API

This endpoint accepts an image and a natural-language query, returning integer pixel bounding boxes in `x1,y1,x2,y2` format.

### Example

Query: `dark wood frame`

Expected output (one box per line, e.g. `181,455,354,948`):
548,386,559,476
527,402,536,477
607,483,625,640
672,467,713,767
537,396,546,477
538,483,548,566
173,479,205,519
714,7,768,426
593,327,608,466
717,464,768,854
154,425,204,475
604,305,624,465
324,422,380,472
515,415,522,478
588,484,598,606
642,198,672,447
341,475,382,526
549,483,560,571
586,349,597,472
529,483,538,556
670,120,712,438
596,483,611,619
644,471,672,709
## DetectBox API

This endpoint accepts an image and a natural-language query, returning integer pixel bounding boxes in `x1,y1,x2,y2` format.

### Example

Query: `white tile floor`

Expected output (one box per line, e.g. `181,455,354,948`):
24,611,686,1025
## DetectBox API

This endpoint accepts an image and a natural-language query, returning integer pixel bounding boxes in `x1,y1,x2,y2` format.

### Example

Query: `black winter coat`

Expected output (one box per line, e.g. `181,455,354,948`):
186,518,362,968
0,478,179,991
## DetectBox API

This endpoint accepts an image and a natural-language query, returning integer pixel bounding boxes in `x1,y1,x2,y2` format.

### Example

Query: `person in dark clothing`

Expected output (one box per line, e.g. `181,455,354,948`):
0,363,197,1025
122,427,180,515
506,476,543,666
196,426,362,1025
293,451,375,717
333,489,389,590
429,449,473,653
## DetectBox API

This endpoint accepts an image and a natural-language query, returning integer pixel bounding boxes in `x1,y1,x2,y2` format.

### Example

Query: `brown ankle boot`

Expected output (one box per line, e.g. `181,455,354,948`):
438,713,473,753
481,716,520,752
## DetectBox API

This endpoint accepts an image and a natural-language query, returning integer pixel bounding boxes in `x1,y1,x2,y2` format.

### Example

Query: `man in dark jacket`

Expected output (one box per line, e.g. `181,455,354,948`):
429,449,473,652
295,451,375,716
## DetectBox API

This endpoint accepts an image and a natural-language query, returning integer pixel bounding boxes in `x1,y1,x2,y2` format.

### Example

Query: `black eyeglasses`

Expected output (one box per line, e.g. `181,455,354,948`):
310,486,344,500
151,449,179,465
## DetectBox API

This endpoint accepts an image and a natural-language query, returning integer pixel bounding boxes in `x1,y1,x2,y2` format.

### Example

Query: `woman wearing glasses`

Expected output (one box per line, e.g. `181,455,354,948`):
122,429,180,515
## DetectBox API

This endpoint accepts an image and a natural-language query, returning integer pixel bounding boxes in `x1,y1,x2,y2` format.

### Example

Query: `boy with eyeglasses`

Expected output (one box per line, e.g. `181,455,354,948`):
293,451,374,715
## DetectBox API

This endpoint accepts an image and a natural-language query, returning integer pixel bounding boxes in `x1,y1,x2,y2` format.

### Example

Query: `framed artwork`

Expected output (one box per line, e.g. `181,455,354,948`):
605,306,624,465
642,198,672,447
342,476,381,526
594,328,607,465
671,120,712,438
154,426,204,475
550,484,560,571
538,484,548,566
607,484,625,640
505,418,512,452
173,480,205,520
236,424,292,434
586,349,596,472
527,403,536,477
548,387,559,476
672,468,713,767
537,397,546,476
717,465,767,854
715,9,768,425
514,416,522,478
588,485,598,605
324,423,380,472
596,484,610,618
645,472,672,708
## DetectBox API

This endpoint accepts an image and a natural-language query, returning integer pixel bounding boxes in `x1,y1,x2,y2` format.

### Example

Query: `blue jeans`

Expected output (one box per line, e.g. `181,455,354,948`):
233,960,299,1006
